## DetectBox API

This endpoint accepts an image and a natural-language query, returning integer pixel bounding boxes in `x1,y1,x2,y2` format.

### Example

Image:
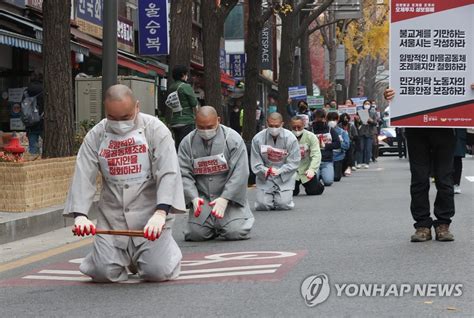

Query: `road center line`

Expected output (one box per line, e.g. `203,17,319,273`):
175,269,277,280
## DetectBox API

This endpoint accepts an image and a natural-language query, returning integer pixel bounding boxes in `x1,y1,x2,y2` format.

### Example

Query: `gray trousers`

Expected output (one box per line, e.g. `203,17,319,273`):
255,189,294,211
184,209,254,242
80,229,182,283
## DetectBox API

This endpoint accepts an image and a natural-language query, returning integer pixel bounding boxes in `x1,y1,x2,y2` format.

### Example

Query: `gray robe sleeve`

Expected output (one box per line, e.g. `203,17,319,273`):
150,123,186,214
278,136,301,184
250,133,267,177
63,131,100,218
177,134,199,205
220,132,249,207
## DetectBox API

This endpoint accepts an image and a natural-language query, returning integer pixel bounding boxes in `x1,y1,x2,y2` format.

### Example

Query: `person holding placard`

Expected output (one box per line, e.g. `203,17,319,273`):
356,100,378,169
384,88,457,242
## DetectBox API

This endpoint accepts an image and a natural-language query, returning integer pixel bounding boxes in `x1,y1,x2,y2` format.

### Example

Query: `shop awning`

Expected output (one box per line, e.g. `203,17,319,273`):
0,10,90,56
0,29,41,53
71,27,166,77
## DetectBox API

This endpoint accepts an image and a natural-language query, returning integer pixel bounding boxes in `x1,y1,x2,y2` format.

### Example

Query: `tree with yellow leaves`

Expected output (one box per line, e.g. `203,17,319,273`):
343,0,389,99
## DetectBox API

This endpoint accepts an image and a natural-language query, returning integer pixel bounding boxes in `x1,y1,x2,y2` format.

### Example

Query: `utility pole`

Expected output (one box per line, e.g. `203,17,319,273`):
102,0,118,117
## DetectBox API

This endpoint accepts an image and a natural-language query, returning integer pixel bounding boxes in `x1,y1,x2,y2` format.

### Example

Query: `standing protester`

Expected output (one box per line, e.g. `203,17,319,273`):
339,113,358,176
22,72,44,155
327,112,350,182
396,127,407,158
371,100,381,163
291,116,324,196
453,129,467,194
312,109,341,186
229,102,243,134
357,100,378,169
178,106,254,241
385,88,456,242
167,65,198,149
64,85,186,282
267,92,279,114
251,112,300,210
295,100,313,130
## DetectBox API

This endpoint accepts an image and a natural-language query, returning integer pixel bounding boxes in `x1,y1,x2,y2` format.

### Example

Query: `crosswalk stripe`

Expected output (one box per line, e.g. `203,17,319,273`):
465,176,474,182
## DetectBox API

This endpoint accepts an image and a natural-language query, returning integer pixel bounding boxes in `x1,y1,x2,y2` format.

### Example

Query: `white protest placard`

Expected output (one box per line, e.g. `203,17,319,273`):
389,0,474,128
288,86,307,101
8,87,27,103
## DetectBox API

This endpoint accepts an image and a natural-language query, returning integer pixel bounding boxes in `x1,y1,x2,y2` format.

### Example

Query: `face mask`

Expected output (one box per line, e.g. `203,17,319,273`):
108,110,137,135
293,130,303,137
268,127,282,137
363,105,370,110
197,128,217,140
328,121,337,129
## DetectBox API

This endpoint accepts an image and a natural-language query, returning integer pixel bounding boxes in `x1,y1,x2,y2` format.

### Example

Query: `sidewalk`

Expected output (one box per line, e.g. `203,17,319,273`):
0,201,98,245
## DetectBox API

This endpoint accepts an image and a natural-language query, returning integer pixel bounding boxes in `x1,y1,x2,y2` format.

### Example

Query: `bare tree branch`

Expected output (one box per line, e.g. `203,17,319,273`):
298,0,334,38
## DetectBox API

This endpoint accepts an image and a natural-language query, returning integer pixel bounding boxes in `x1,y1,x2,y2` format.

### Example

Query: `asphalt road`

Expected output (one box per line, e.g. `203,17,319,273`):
0,156,473,318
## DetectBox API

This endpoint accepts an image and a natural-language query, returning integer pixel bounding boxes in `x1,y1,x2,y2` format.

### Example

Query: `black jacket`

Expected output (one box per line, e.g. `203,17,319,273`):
312,122,341,162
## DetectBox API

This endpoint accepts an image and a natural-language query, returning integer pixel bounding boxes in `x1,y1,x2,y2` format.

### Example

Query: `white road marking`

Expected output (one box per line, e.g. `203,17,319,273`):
176,269,277,280
465,176,474,182
181,264,281,274
39,270,83,275
22,275,90,282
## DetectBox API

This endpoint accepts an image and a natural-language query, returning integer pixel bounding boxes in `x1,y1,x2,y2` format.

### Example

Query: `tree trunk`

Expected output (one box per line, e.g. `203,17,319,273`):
169,0,193,79
42,0,74,158
348,62,360,98
300,28,313,96
363,56,378,99
277,13,296,123
242,0,262,142
201,0,238,117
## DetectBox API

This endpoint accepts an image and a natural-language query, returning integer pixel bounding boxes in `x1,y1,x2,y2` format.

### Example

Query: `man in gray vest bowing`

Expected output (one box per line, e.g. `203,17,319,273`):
178,106,254,241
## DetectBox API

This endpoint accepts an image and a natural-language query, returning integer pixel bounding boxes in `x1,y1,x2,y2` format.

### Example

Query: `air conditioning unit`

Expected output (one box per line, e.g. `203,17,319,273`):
75,76,157,129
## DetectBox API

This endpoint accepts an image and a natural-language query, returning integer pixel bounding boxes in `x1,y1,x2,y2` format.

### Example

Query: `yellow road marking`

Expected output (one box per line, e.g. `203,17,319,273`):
0,238,93,274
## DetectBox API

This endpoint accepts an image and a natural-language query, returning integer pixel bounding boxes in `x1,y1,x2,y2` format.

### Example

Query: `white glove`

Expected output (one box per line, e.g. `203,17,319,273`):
305,169,315,180
192,197,205,217
209,197,229,219
270,168,282,177
144,210,167,241
74,215,96,236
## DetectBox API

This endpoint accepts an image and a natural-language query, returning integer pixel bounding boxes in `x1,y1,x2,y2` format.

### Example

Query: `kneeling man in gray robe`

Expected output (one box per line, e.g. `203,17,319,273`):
64,85,186,283
178,106,254,241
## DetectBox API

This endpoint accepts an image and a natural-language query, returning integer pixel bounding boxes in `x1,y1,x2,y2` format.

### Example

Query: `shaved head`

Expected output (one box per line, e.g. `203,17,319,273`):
104,84,139,121
196,106,218,119
105,84,137,103
267,112,283,128
196,106,220,130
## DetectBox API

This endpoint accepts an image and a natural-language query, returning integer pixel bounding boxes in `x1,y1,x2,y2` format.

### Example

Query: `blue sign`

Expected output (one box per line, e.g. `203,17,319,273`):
288,86,307,101
76,0,103,26
138,0,169,56
219,49,226,71
229,54,245,79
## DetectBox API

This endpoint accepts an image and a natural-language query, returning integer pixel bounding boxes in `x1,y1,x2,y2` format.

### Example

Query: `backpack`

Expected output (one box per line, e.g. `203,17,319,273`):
165,83,185,113
21,92,42,127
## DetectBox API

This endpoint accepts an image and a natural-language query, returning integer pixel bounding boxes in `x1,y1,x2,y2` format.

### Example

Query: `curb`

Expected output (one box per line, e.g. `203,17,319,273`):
0,202,98,245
